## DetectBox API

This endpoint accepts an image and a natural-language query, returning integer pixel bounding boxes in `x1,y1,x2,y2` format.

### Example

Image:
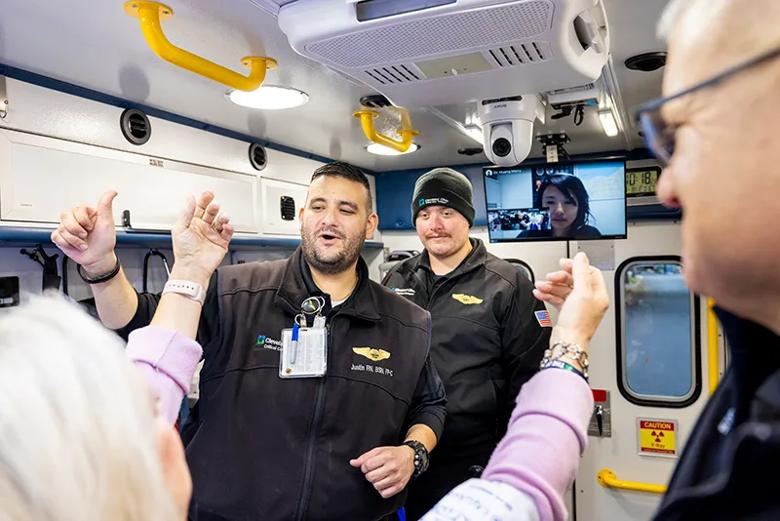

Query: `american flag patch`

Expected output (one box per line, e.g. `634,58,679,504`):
534,309,552,327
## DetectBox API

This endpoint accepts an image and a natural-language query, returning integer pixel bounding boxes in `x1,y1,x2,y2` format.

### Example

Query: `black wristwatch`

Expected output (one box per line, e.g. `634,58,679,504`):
403,440,430,479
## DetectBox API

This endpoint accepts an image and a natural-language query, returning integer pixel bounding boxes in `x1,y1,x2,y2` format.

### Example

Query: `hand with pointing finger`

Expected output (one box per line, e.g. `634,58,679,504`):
50,190,119,276
169,191,234,287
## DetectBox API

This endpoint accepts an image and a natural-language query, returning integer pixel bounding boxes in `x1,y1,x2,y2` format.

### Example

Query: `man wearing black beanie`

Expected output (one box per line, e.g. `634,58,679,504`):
383,167,551,520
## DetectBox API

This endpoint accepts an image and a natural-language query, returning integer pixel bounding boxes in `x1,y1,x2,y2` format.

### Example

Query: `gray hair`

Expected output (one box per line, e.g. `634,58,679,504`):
0,294,177,521
657,0,694,41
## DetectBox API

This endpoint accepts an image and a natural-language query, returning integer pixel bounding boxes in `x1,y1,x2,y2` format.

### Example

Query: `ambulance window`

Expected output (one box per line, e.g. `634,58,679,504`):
504,258,535,283
616,258,701,407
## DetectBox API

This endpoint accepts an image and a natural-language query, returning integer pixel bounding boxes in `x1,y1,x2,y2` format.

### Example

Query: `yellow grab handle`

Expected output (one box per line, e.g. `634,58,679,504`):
353,108,419,153
124,1,276,91
597,468,667,494
707,298,720,395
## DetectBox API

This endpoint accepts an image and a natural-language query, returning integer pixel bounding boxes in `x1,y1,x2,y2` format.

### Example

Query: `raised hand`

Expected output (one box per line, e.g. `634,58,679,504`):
51,190,119,275
169,191,234,286
532,257,575,310
551,252,609,348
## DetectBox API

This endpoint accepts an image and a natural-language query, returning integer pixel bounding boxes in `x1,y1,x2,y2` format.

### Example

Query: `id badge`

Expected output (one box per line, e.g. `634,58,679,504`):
280,326,327,378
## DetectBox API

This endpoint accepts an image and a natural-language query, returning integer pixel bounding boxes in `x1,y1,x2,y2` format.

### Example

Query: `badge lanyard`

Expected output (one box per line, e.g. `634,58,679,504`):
280,296,328,378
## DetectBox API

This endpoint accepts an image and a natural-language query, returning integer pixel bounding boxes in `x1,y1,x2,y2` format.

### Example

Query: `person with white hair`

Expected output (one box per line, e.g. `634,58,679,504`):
0,192,230,521
0,296,193,521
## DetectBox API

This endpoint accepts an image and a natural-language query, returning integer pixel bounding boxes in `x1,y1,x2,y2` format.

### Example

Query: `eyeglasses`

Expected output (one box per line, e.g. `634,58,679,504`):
636,45,780,166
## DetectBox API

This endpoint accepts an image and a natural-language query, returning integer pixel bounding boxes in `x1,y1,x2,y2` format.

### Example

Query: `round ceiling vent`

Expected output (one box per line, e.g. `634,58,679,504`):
625,52,667,72
120,108,151,145
249,143,268,171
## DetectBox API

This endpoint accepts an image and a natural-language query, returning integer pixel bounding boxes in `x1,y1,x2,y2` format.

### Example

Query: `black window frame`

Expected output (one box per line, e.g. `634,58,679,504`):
615,255,702,408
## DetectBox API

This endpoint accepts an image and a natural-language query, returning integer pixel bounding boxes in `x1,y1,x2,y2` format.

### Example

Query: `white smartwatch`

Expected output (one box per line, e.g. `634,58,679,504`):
162,280,206,305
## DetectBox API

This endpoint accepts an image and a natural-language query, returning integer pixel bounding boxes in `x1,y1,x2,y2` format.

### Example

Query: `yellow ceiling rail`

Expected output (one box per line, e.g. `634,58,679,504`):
353,107,419,153
124,1,277,91
597,468,667,494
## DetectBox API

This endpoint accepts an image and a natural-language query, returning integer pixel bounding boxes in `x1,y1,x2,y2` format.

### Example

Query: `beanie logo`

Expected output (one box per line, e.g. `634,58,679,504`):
419,197,449,206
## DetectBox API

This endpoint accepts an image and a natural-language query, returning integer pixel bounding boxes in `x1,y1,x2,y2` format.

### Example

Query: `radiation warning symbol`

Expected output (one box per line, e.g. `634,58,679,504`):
638,418,678,458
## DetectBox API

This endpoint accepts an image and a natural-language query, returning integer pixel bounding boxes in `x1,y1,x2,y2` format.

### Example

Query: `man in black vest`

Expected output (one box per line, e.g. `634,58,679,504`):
51,162,446,521
382,168,551,519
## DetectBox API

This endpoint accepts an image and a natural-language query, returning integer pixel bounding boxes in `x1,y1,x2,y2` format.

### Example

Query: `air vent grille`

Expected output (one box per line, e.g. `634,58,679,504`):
120,109,151,146
363,64,421,85
249,143,267,171
307,1,552,68
280,196,296,221
487,42,548,68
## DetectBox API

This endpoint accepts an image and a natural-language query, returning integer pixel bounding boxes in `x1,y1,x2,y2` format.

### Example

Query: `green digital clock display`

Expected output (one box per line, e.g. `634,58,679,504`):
626,167,661,197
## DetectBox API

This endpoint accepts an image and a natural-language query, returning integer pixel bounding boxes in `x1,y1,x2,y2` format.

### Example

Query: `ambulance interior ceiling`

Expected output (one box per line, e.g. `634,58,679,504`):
0,0,669,172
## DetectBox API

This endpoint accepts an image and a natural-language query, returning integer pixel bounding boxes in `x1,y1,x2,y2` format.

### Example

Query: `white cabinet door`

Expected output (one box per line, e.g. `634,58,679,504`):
0,129,258,232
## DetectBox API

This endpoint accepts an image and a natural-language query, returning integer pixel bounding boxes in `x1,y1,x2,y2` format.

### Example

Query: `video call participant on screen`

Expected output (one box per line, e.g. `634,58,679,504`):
520,174,601,239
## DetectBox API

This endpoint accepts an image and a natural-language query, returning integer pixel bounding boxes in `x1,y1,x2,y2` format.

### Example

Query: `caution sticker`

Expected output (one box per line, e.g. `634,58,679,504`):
637,418,677,458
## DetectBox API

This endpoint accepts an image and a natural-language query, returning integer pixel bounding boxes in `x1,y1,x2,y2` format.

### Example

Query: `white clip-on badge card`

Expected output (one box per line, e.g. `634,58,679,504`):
280,314,327,378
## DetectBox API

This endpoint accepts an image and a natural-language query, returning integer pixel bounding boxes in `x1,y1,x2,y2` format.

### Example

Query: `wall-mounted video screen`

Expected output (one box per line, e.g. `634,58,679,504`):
484,159,627,242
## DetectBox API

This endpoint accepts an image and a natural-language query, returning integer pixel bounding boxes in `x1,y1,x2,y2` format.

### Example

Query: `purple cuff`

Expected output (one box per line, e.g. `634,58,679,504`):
127,326,202,423
482,369,594,521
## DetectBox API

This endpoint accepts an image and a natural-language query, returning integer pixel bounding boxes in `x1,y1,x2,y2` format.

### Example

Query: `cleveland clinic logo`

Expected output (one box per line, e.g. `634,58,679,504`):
419,197,449,206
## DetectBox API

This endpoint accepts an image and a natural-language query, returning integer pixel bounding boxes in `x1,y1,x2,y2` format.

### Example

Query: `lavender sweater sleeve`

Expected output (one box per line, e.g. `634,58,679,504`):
481,369,594,521
126,326,203,424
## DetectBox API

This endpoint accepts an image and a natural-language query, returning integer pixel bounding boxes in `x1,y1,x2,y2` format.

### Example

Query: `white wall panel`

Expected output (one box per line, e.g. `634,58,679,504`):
260,178,307,236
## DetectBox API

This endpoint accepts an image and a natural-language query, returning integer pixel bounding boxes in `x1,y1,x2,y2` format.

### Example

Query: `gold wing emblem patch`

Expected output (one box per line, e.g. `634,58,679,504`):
353,347,391,362
452,293,484,305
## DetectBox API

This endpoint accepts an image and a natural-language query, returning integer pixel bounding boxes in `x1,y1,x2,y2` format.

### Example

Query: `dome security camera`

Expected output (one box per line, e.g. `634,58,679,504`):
479,95,545,167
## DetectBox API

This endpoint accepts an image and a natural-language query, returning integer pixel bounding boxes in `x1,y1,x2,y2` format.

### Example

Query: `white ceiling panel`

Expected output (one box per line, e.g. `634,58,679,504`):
0,0,671,171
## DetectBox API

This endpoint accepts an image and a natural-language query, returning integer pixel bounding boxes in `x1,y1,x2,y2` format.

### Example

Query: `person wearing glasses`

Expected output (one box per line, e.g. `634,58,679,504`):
49,162,447,521
544,0,780,519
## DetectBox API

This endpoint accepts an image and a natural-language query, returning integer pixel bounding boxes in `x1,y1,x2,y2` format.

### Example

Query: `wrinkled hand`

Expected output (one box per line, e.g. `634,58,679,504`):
350,445,415,499
532,257,575,311
50,190,119,275
169,191,234,286
550,252,609,347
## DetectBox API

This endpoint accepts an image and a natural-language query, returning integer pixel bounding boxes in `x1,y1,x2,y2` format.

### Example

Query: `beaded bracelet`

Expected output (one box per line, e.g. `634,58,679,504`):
541,341,589,376
540,358,588,382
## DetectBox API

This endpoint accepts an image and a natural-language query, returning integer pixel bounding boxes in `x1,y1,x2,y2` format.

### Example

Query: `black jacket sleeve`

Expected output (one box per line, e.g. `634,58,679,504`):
380,263,403,288
114,272,222,360
498,274,551,426
404,314,447,441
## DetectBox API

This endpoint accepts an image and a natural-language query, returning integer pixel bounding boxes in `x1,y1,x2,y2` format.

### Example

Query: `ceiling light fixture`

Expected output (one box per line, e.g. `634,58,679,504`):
366,143,419,156
598,109,618,137
227,85,309,110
